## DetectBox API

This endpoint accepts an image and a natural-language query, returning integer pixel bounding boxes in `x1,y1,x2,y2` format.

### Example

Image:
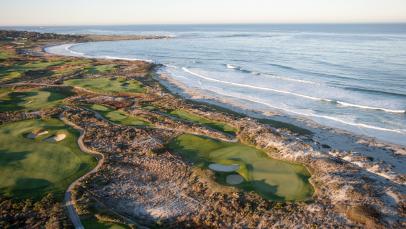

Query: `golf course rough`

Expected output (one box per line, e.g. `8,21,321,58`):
0,87,74,112
0,119,96,200
170,109,236,135
89,103,151,126
168,134,313,201
64,77,145,94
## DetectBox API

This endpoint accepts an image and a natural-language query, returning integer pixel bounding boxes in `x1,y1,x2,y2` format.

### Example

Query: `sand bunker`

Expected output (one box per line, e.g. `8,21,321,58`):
226,174,244,185
208,163,239,172
27,130,49,139
45,133,66,142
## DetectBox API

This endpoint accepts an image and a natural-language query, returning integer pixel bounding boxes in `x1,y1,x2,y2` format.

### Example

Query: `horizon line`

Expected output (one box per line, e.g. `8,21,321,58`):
1,21,406,27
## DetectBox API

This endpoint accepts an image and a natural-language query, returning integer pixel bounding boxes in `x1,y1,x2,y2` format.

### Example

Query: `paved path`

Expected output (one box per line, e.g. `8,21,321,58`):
60,113,105,229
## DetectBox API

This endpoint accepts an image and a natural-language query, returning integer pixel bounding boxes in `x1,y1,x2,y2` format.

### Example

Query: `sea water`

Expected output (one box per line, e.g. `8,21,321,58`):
35,24,406,145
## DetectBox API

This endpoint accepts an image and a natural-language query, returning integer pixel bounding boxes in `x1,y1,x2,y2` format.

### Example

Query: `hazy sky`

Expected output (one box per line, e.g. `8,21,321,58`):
1,0,406,26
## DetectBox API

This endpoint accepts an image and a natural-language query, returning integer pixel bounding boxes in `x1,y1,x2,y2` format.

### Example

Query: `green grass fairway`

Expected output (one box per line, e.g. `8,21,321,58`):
84,64,117,74
0,87,74,112
64,77,145,94
0,60,64,82
0,51,10,60
81,217,129,229
170,109,236,135
0,119,96,199
89,104,150,126
168,134,313,201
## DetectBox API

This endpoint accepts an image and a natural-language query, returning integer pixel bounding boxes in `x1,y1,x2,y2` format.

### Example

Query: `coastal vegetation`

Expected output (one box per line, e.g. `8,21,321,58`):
170,109,236,135
64,77,145,94
168,134,313,201
89,103,150,126
259,118,313,136
0,30,398,228
84,64,117,74
0,87,74,112
0,118,96,199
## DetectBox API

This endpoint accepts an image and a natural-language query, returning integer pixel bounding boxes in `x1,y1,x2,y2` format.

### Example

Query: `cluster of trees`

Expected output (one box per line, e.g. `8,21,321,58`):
0,193,70,228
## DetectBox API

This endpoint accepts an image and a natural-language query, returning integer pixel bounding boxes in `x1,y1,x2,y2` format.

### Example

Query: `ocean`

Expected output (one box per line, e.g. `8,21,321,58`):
34,24,406,145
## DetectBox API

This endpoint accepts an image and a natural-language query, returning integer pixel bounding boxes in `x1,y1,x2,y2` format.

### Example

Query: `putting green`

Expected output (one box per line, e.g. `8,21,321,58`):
0,119,96,199
64,77,145,94
168,134,313,201
89,104,150,126
170,109,236,135
0,87,74,112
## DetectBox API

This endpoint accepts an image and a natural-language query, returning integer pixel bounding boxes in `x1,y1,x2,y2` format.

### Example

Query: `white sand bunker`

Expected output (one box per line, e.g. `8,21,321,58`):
45,133,66,142
208,163,239,172
226,174,244,185
27,130,49,139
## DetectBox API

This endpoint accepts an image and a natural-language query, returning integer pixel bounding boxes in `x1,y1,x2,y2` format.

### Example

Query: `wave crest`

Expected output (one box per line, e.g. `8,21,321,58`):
183,67,405,114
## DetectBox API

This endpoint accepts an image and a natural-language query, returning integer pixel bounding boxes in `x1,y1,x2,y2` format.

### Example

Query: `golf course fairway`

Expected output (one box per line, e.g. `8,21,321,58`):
64,77,144,94
168,134,313,201
89,104,150,126
0,87,74,112
0,119,96,199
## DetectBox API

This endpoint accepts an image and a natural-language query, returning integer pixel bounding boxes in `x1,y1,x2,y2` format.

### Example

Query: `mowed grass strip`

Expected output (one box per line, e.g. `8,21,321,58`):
0,119,96,200
0,87,74,112
64,77,145,94
84,64,117,74
0,60,64,82
81,217,129,229
170,109,236,135
89,104,150,126
168,134,313,201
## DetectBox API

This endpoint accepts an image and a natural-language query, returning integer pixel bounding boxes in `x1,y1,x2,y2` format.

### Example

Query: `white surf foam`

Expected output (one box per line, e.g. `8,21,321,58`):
335,101,405,114
102,55,153,62
183,67,405,114
225,64,320,85
226,64,238,69
211,90,406,134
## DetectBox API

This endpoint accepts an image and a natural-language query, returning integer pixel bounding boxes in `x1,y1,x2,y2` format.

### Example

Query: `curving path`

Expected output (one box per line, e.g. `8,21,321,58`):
60,113,105,229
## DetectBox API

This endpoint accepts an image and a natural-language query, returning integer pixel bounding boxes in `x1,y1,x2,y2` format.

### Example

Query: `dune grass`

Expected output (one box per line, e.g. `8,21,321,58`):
81,217,129,229
168,134,313,201
89,104,150,126
0,50,13,60
64,77,145,94
170,109,236,135
0,87,74,112
259,118,313,136
0,119,96,200
84,64,117,74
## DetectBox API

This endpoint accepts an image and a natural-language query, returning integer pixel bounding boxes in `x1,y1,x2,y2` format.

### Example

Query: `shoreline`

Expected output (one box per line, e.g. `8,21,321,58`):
47,42,406,148
44,41,406,177
2,30,405,227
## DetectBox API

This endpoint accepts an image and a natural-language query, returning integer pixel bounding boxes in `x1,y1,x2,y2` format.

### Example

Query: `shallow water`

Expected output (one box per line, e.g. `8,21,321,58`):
41,24,406,145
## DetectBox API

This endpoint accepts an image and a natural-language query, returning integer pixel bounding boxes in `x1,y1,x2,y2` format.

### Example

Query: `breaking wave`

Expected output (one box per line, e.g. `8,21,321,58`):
212,90,406,134
225,64,320,85
183,67,405,114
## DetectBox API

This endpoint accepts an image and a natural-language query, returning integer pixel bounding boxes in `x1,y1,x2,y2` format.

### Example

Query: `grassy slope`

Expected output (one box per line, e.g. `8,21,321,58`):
0,119,96,200
81,217,129,229
0,60,64,82
0,87,74,112
168,134,313,201
259,118,313,136
64,77,145,94
84,64,117,74
89,104,150,126
170,109,236,135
